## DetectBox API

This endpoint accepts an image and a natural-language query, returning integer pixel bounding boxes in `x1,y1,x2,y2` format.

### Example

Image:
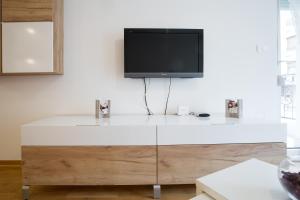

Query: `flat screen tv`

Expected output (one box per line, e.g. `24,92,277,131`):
124,28,203,78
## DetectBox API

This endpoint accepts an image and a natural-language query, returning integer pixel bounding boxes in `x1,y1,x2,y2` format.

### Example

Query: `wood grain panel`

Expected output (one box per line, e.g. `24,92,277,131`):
0,160,22,165
53,0,63,74
2,0,53,22
158,143,286,185
22,146,157,186
0,72,63,76
1,165,195,200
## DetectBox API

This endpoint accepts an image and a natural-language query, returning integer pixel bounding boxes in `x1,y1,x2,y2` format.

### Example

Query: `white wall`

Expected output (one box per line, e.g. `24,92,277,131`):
0,0,280,160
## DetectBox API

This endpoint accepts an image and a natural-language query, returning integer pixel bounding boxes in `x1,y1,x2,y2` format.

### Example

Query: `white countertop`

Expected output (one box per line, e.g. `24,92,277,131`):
22,114,282,127
21,114,287,146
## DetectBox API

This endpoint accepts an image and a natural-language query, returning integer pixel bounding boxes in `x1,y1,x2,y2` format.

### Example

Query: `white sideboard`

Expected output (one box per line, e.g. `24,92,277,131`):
20,114,287,200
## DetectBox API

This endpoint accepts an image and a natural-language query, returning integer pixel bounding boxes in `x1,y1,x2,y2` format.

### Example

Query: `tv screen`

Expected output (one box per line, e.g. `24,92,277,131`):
124,28,203,78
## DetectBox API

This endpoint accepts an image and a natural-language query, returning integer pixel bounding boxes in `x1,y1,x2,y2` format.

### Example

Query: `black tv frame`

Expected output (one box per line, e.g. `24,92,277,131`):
124,28,204,78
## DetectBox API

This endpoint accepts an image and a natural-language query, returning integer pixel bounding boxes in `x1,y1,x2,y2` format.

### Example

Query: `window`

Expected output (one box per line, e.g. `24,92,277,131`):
280,7,297,119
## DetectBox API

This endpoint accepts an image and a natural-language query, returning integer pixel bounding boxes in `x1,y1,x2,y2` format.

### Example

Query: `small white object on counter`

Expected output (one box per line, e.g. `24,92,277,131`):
177,106,190,116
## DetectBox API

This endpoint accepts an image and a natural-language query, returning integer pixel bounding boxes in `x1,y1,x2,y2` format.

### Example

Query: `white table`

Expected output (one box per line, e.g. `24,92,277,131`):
194,159,289,200
191,193,214,200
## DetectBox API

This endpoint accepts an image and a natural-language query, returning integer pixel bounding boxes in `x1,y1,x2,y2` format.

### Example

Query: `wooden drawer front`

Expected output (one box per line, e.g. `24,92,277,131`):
158,143,286,185
22,146,157,185
2,0,54,22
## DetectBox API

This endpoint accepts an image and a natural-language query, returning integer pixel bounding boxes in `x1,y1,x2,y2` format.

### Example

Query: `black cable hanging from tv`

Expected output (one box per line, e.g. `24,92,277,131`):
144,78,153,115
143,78,172,116
164,78,172,115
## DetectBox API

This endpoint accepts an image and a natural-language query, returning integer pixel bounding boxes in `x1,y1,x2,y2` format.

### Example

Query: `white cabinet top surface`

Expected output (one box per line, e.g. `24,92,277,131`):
21,114,286,146
22,114,282,127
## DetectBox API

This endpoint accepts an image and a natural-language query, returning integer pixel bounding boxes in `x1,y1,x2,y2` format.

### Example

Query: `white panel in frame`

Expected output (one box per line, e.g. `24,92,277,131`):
2,22,53,73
